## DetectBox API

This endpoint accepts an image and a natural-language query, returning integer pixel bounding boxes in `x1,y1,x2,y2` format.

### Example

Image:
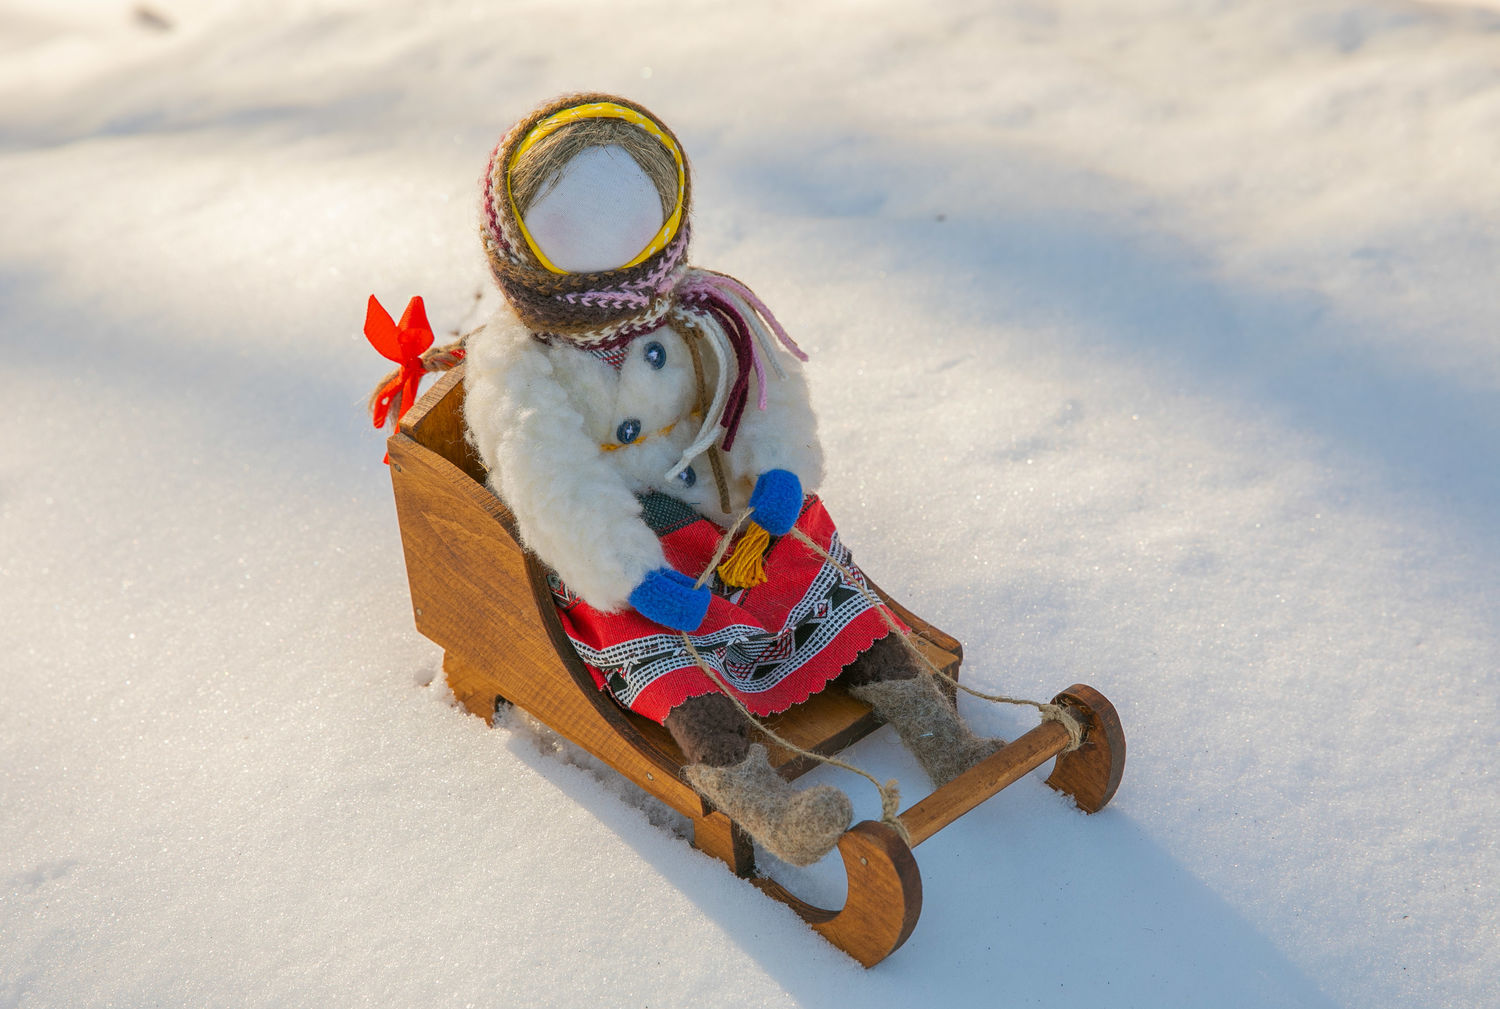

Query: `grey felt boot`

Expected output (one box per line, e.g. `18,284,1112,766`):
684,743,853,866
849,675,1005,788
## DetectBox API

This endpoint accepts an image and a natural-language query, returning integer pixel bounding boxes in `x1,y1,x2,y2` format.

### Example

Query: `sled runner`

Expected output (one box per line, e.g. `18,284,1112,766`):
386,364,1125,967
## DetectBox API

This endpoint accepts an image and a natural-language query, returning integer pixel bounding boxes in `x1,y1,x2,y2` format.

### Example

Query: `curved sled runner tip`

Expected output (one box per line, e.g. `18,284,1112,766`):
753,820,922,968
1046,683,1126,813
385,366,1126,969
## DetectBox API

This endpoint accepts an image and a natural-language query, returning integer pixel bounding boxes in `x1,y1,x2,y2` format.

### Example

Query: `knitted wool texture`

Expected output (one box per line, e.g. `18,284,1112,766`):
479,93,810,475
480,92,694,348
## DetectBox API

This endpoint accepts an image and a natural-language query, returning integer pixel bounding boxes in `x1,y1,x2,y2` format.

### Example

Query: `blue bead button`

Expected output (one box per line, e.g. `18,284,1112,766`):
644,341,667,370
677,466,697,488
616,419,642,444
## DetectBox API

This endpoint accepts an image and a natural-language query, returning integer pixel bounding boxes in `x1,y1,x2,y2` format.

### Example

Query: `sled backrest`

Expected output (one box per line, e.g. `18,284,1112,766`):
397,367,485,484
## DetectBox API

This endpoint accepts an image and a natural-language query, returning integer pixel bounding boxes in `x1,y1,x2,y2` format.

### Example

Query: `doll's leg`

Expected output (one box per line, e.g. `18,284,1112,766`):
839,630,920,686
667,692,851,867
663,692,750,766
843,632,1005,788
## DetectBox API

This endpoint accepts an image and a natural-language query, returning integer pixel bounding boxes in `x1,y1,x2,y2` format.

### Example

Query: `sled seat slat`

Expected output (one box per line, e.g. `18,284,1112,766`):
397,363,964,781
387,361,1124,970
758,632,959,777
622,682,880,778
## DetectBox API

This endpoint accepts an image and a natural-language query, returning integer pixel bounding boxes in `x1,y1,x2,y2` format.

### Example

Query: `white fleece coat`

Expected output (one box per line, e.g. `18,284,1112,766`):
463,302,825,613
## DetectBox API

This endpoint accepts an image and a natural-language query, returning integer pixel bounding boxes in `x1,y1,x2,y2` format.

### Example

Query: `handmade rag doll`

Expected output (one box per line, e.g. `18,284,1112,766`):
463,94,1001,865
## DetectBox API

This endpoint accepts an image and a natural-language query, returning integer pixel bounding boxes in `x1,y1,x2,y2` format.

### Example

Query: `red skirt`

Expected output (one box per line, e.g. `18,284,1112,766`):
547,493,907,723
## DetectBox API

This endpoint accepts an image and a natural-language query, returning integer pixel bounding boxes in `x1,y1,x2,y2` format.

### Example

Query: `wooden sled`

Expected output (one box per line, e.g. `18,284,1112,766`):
386,363,1125,967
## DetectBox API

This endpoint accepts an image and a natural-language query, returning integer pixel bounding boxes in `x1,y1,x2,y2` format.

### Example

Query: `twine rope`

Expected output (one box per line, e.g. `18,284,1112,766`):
665,306,735,481
675,507,1088,845
691,507,753,591
679,633,908,843
784,526,1086,753
366,333,474,430
674,313,734,515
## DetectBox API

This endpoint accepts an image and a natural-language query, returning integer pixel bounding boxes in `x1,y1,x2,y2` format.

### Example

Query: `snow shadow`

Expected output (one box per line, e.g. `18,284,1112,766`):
723,131,1500,554
496,714,1339,1007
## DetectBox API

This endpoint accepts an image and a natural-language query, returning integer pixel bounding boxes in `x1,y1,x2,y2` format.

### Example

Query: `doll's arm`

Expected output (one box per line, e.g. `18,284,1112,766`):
464,316,666,612
722,352,826,495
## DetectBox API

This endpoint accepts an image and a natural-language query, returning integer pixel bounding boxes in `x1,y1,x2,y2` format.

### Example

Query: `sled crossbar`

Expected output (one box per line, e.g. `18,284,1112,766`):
387,364,1125,968
900,683,1122,847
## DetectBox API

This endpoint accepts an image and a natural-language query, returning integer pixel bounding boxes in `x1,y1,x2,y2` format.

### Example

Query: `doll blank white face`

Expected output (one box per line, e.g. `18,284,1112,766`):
522,144,666,273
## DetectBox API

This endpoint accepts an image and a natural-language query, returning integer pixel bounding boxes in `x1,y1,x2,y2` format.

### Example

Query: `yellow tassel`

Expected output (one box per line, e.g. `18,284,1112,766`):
717,521,771,588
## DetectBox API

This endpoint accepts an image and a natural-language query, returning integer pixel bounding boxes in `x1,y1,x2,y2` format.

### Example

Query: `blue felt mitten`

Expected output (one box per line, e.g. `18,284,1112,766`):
748,469,803,536
628,567,711,631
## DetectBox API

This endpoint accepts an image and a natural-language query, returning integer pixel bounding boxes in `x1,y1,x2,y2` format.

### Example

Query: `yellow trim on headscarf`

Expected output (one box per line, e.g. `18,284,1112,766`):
507,101,686,275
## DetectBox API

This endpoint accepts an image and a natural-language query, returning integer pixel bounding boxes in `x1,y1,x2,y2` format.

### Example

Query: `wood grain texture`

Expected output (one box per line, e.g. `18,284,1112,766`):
398,364,486,484
1044,684,1126,813
442,651,508,720
390,368,967,790
897,683,1127,845
898,720,1074,847
755,683,885,779
388,433,701,818
386,366,1124,969
752,821,923,968
690,812,756,878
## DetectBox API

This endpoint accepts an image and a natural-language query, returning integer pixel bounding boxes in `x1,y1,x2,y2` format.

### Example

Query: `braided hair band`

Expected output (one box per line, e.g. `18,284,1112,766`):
481,94,807,477
481,93,694,346
505,101,687,276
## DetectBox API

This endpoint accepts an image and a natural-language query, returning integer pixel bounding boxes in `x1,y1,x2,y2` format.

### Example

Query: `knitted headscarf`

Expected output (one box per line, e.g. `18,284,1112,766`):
480,93,807,469
481,93,692,348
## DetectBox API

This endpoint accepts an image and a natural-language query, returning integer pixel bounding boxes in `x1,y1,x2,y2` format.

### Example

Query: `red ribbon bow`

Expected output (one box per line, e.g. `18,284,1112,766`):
365,294,435,430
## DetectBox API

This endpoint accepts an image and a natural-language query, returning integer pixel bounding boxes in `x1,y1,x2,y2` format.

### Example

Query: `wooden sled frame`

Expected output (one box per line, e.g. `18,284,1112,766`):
387,364,1125,967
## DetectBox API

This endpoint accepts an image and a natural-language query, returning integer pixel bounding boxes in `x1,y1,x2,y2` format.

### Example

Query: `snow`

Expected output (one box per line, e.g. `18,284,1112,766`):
2,1,1496,1006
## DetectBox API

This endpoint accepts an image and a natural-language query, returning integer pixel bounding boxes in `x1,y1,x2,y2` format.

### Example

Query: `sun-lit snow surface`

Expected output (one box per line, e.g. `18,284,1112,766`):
2,0,1497,1005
